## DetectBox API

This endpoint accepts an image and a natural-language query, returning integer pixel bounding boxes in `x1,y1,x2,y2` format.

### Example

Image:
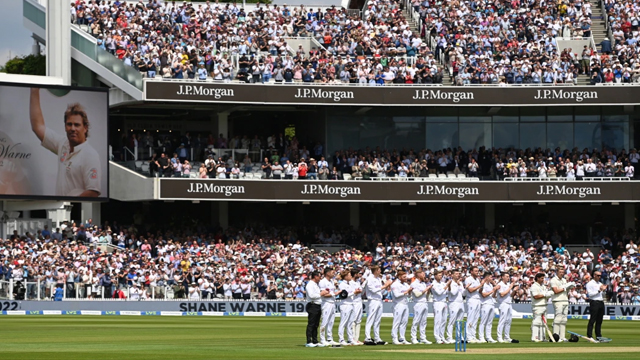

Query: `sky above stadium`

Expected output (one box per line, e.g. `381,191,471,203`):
0,0,36,67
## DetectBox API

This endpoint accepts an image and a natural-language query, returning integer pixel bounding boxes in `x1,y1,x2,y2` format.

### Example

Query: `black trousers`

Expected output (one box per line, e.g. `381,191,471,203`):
587,300,604,338
306,303,321,344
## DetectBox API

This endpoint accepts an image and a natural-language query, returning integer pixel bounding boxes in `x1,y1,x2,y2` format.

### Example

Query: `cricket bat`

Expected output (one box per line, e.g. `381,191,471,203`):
568,331,599,344
542,315,555,342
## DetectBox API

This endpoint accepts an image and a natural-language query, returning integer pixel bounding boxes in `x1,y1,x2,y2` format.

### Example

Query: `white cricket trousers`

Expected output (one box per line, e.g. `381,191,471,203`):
351,301,363,342
410,302,428,342
338,303,355,342
497,302,512,340
365,300,383,341
447,301,465,341
531,305,547,341
433,301,448,342
479,303,495,341
466,299,481,340
319,302,336,343
392,302,409,342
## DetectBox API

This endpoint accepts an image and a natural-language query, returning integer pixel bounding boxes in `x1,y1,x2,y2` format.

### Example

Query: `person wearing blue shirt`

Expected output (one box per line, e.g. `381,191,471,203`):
197,64,208,80
375,71,385,86
41,225,51,238
173,65,184,79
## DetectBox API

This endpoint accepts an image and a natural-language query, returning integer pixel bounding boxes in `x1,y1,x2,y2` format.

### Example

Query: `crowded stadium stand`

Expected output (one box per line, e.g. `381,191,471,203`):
1,222,639,302
3,0,640,309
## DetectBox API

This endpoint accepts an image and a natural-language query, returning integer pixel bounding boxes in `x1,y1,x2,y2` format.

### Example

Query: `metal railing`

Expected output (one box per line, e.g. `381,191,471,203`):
503,176,632,181
123,147,137,162
1,280,49,300
0,279,257,301
600,0,613,43
144,76,444,86
462,83,576,87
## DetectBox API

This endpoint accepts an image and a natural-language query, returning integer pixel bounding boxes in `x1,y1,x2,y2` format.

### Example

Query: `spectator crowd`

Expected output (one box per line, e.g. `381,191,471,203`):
70,0,445,85
118,128,640,181
1,220,639,304
590,0,640,84
69,0,640,86
330,145,638,180
411,0,599,85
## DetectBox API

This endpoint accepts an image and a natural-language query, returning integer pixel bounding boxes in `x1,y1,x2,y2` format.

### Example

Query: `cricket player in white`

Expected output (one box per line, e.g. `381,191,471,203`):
338,270,359,345
479,272,499,343
550,267,575,341
350,268,365,345
30,88,101,197
431,270,449,344
530,272,554,342
409,269,433,344
464,266,483,343
364,266,392,345
391,270,412,345
318,268,340,346
446,269,464,344
496,273,516,343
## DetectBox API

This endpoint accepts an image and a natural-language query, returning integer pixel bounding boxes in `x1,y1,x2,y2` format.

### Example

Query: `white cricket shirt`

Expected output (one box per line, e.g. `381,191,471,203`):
41,128,101,196
391,280,410,305
496,281,512,304
319,277,336,303
465,276,481,300
410,280,429,303
431,280,448,302
448,280,464,303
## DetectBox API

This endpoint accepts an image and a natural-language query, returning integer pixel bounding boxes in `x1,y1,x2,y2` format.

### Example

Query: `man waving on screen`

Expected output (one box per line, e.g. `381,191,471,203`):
30,88,101,197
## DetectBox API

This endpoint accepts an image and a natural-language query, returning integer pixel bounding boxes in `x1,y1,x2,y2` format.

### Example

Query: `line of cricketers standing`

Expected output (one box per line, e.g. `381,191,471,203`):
305,265,604,347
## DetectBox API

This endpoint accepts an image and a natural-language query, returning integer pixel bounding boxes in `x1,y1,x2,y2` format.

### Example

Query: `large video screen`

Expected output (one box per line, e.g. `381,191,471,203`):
0,83,108,200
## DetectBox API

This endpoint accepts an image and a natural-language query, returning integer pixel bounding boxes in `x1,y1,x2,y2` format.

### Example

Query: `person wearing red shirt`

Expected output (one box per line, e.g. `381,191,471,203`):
298,159,308,179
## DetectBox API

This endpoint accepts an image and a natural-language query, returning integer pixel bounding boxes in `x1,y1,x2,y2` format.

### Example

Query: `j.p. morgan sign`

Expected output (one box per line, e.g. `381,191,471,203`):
144,81,640,106
159,179,639,202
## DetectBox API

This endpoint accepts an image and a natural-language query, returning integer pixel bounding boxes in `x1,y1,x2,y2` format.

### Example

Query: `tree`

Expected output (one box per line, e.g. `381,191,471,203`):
1,54,46,75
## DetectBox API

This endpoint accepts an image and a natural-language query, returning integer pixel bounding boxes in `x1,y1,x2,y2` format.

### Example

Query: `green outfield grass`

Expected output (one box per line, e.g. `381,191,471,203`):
0,317,638,360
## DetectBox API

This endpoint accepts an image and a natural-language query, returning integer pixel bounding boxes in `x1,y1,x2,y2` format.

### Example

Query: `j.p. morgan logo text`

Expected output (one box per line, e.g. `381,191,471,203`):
301,184,361,197
534,89,598,102
417,185,479,198
187,182,245,196
294,88,354,102
536,185,601,198
412,90,474,103
177,85,234,99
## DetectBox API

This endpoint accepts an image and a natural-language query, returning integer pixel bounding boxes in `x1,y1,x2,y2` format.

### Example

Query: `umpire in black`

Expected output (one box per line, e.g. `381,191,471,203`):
305,271,323,347
585,271,606,340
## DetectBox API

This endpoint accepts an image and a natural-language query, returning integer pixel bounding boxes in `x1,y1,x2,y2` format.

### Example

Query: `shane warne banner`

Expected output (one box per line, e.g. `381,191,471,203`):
144,81,638,106
0,83,109,200
159,179,638,202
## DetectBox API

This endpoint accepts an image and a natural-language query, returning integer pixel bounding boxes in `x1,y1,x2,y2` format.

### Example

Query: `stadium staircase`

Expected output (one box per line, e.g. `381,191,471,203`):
576,0,609,85
401,4,454,86
590,0,608,50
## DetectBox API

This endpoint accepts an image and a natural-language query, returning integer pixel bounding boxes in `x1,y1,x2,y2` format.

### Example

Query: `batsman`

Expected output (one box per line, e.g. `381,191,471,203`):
530,273,554,342
549,267,575,341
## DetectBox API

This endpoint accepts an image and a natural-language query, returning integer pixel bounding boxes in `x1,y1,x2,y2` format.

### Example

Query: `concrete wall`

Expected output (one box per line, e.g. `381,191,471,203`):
109,161,156,201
